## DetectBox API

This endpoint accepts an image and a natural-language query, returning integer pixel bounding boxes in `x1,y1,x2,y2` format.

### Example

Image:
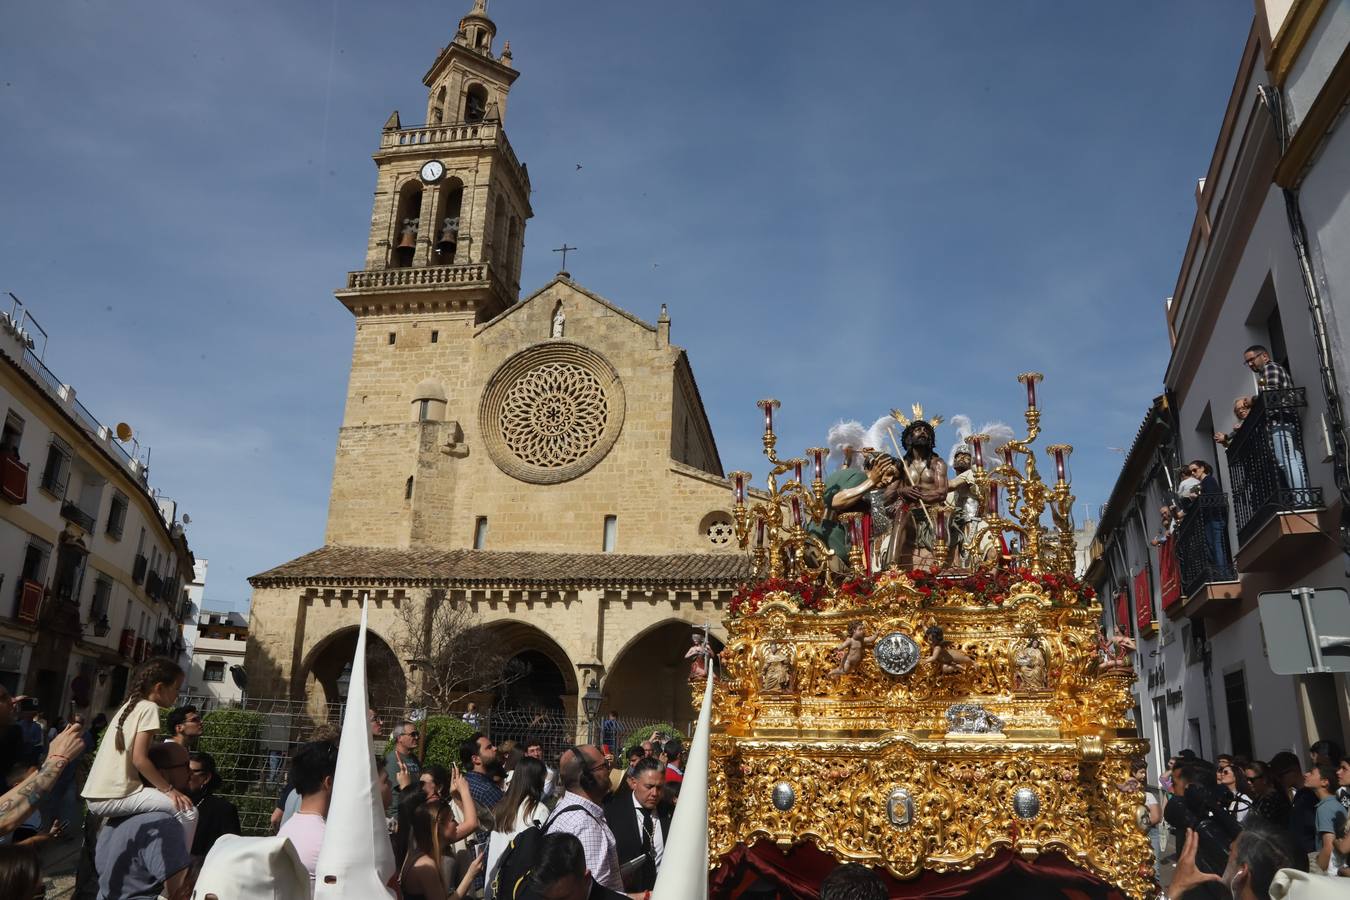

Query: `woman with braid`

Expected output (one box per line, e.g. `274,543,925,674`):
81,657,195,848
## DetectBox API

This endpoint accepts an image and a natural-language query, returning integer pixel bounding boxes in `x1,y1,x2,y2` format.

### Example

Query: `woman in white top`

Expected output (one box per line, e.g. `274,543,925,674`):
1217,761,1253,824
485,756,548,889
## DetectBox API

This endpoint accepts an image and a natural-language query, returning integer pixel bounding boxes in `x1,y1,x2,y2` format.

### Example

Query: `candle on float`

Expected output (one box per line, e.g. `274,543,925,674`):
1019,373,1043,411
936,509,947,543
850,516,862,547
755,518,766,547
1001,445,1014,469
970,435,985,471
793,459,804,485
731,471,747,505
790,496,802,527
1054,448,1066,483
988,482,1000,517
811,448,825,482
757,399,780,435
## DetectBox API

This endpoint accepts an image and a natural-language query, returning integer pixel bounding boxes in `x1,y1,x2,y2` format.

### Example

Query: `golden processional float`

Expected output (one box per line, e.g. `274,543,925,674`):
703,375,1154,899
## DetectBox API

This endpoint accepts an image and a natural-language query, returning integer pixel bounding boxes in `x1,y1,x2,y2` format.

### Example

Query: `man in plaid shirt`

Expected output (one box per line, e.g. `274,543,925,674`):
545,744,625,892
1244,344,1308,492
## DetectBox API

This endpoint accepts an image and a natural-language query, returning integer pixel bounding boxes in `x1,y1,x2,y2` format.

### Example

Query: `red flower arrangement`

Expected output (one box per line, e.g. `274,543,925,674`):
728,576,826,616
906,566,1092,608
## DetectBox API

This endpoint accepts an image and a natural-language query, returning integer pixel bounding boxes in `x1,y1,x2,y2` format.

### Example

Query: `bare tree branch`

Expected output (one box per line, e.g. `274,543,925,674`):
390,592,527,712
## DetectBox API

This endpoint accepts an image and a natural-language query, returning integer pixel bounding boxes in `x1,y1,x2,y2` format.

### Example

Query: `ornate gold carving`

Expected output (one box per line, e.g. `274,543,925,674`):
708,580,1153,898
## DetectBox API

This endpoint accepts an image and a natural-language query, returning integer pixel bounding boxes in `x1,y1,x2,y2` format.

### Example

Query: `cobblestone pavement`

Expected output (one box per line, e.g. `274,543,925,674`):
39,836,81,899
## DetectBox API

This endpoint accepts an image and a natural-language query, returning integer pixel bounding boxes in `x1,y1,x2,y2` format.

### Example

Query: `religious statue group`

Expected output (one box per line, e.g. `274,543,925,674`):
809,409,1015,574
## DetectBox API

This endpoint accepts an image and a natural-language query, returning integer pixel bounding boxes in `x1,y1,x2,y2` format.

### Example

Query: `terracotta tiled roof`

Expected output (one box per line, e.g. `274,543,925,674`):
249,545,750,590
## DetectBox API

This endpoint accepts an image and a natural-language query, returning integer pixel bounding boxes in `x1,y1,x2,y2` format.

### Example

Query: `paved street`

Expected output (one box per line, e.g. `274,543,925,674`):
38,836,82,899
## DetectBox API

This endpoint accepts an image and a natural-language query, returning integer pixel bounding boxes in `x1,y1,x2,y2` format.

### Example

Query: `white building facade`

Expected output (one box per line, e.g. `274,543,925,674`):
1089,6,1350,781
186,609,247,707
0,299,198,721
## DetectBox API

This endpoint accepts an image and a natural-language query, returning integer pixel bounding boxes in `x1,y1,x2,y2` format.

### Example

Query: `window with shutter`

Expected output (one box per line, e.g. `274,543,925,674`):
40,440,71,496
106,492,128,538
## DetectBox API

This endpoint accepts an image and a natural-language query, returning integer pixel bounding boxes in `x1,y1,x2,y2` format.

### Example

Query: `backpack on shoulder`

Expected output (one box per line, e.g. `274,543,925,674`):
486,805,585,900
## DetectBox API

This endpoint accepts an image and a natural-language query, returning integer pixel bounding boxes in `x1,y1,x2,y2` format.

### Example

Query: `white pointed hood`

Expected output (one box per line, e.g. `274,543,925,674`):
651,670,714,900
314,595,397,898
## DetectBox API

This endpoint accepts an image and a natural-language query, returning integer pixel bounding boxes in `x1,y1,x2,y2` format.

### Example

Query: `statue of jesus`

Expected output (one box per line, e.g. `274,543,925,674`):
882,420,948,569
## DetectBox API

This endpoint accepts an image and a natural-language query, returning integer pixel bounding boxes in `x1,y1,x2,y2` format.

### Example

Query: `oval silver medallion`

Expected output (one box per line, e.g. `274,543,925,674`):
886,788,914,828
771,781,795,811
1012,786,1041,820
874,632,920,676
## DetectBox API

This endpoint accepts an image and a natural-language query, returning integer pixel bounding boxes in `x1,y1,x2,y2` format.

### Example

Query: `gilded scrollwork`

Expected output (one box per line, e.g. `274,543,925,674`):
711,576,1154,899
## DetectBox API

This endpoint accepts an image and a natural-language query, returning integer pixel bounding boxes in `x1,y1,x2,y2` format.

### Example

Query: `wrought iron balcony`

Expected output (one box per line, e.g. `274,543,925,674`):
59,500,96,532
1227,388,1323,545
1175,492,1235,598
132,554,147,585
145,571,163,600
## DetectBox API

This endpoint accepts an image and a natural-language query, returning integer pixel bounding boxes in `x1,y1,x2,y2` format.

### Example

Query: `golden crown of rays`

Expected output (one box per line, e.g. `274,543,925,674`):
890,404,944,429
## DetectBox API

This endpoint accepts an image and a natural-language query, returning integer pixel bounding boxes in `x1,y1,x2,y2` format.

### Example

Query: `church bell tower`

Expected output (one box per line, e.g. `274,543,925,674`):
325,0,531,549
337,0,530,318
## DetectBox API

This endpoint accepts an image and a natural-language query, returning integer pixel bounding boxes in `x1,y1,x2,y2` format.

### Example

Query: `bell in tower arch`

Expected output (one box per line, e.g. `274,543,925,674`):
397,219,419,250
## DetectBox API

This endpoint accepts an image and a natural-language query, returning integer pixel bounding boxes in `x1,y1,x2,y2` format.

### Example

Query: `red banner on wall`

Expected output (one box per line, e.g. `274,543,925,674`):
1114,590,1129,633
1159,539,1182,609
1134,568,1153,632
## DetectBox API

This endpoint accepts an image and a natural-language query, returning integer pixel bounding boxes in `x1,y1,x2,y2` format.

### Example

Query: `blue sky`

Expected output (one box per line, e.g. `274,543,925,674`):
0,2,1252,611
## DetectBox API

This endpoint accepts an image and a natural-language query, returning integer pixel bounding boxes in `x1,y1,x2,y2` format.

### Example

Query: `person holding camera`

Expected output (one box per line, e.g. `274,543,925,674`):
1165,758,1243,899
1166,817,1308,900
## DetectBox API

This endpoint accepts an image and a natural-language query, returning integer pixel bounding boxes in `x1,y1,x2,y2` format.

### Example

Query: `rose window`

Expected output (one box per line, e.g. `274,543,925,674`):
499,362,609,468
480,342,626,485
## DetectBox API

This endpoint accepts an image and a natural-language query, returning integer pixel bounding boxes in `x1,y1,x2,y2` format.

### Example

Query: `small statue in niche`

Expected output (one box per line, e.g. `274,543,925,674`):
761,642,794,693
923,625,971,675
551,304,566,338
828,621,876,677
685,632,713,681
1012,635,1049,692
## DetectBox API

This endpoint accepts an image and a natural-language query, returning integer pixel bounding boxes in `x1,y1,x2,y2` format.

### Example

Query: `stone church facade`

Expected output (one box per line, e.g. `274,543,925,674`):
245,1,743,728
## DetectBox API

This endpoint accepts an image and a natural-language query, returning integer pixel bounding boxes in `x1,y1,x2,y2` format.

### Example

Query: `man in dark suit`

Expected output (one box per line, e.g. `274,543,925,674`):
603,756,670,892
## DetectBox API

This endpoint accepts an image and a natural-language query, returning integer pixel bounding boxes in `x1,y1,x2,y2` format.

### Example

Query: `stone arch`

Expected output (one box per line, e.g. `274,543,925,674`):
603,618,724,730
478,619,580,712
390,179,424,268
294,625,407,721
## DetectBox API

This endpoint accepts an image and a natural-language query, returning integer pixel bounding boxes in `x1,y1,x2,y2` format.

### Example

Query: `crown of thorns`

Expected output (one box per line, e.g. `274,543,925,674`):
891,404,942,451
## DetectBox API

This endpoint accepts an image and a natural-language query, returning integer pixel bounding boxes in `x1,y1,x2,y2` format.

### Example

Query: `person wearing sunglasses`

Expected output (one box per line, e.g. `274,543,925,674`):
1217,762,1253,824
1244,761,1291,830
165,706,203,750
385,721,422,816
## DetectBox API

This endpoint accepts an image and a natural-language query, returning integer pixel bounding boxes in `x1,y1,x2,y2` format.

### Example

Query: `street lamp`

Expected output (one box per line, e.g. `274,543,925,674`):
582,677,602,745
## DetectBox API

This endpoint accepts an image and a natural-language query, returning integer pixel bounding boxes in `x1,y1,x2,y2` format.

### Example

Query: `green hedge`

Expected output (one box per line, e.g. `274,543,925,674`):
622,722,687,760
198,709,265,791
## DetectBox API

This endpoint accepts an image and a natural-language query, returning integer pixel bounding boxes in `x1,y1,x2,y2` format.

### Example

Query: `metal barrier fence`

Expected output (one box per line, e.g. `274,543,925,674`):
177,697,675,834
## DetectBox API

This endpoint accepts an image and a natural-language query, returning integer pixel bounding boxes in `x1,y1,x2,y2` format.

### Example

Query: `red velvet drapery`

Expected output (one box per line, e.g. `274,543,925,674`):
710,841,1132,900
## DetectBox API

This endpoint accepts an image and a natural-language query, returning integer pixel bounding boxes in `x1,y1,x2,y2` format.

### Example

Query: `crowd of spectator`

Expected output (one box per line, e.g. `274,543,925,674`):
1129,736,1350,898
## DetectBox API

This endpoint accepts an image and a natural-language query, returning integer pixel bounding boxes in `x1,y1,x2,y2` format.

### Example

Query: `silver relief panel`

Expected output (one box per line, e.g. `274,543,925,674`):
874,632,920,675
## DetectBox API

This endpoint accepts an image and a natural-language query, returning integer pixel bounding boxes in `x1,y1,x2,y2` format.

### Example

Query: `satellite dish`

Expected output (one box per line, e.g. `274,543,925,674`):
182,514,191,525
115,422,134,442
230,665,248,690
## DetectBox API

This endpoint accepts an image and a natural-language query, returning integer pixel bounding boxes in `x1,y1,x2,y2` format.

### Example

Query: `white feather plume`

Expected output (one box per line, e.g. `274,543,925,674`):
864,415,900,457
947,414,1015,465
826,420,867,469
